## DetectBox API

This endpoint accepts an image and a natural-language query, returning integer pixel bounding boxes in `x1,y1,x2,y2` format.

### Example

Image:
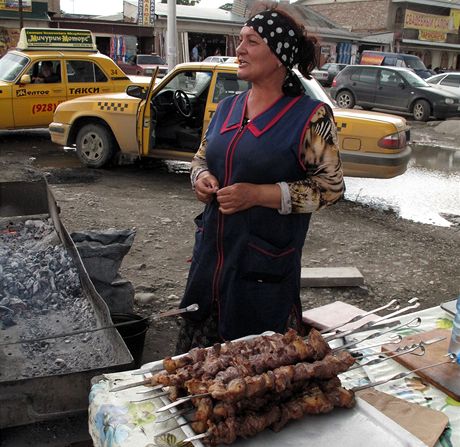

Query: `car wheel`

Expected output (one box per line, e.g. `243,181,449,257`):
336,90,355,109
412,99,431,121
76,124,114,168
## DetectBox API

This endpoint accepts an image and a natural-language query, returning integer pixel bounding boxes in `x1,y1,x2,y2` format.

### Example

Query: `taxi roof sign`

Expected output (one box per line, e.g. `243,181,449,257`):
17,28,97,51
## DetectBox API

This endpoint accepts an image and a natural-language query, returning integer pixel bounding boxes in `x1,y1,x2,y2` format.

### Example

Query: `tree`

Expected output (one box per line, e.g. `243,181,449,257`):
160,0,201,5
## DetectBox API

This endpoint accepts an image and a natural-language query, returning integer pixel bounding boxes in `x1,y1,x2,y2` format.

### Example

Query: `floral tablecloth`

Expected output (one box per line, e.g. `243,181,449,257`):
89,306,459,447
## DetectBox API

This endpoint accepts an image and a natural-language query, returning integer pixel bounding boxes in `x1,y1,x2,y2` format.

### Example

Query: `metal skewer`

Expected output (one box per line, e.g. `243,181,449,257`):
155,407,194,423
183,433,208,443
332,317,421,353
320,299,400,335
154,420,192,438
348,344,425,371
130,389,171,403
352,353,457,392
348,335,402,354
109,379,155,393
155,392,211,413
395,335,447,352
0,303,200,347
325,298,420,342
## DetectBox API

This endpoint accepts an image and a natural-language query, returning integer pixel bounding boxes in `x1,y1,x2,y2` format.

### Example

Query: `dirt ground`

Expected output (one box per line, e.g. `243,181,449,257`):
2,141,459,366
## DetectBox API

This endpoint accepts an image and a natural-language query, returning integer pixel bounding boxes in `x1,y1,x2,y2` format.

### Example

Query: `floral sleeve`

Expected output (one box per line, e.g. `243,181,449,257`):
190,135,209,188
288,104,345,213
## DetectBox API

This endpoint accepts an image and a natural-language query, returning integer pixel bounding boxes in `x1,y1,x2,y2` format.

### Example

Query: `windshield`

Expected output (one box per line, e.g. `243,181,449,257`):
137,55,165,65
403,57,426,70
399,70,429,87
0,53,29,82
295,69,334,107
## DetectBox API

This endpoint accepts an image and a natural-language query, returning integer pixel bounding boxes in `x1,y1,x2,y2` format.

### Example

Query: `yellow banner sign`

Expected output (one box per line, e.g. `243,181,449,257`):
0,0,32,11
404,9,450,33
450,10,460,31
418,29,447,42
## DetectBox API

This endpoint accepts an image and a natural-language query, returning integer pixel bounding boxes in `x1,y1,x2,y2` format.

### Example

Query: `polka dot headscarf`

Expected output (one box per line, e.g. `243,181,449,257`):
244,9,304,95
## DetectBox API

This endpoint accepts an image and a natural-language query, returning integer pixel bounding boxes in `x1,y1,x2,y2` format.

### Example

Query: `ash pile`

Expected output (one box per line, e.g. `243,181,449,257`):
0,218,114,380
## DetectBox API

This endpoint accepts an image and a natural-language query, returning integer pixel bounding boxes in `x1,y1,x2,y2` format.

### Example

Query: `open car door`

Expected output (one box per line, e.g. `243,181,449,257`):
136,67,159,158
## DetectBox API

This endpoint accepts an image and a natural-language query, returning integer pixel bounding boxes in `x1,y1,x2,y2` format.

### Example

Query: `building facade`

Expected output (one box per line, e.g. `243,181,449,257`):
296,0,460,70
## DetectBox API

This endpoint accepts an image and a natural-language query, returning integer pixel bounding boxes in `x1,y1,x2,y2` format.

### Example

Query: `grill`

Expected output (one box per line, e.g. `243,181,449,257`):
0,179,132,428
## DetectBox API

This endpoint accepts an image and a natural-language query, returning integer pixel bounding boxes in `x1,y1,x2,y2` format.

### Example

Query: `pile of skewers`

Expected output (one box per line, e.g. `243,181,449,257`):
109,297,456,445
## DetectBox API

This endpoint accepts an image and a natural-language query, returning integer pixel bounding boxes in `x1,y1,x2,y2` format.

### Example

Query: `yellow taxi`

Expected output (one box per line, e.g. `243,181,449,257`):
0,28,149,130
49,61,412,178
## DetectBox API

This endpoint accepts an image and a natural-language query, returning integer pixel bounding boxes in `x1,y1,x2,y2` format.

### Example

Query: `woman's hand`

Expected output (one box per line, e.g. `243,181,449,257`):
194,173,219,204
217,183,281,215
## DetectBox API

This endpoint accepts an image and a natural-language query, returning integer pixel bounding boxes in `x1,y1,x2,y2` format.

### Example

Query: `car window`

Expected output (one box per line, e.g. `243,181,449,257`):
162,70,212,95
440,75,460,87
137,55,165,65
0,53,29,82
383,57,397,66
358,68,378,84
213,72,249,103
66,60,108,83
403,57,425,70
399,69,429,87
26,60,61,84
379,69,401,86
427,74,443,84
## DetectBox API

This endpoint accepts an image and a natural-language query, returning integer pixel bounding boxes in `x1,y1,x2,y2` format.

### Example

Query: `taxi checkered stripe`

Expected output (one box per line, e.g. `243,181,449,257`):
336,122,347,133
97,101,128,112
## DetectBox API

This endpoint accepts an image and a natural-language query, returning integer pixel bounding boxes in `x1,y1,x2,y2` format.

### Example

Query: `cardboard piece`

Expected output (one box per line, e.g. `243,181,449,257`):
358,389,449,447
381,328,460,401
302,300,378,331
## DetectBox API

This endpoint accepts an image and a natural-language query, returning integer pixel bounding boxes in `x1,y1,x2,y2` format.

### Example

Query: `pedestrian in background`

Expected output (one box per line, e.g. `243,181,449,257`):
176,1,344,353
191,44,199,62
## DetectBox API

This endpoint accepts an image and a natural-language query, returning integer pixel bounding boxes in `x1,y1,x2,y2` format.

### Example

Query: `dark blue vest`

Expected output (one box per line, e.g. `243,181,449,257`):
181,91,323,340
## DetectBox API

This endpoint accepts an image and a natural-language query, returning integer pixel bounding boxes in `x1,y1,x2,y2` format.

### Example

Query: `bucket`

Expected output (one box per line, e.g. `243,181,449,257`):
111,313,149,368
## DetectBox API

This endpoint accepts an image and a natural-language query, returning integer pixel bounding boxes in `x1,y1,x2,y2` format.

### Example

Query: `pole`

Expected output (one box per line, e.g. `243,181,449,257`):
18,0,23,29
167,0,177,71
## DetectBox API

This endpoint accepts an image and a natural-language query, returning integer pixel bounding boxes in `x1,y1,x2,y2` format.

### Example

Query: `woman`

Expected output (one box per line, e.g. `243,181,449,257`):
176,3,345,353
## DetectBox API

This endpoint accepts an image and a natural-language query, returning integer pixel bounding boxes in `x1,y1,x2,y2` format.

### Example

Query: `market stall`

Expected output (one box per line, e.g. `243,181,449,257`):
88,305,459,447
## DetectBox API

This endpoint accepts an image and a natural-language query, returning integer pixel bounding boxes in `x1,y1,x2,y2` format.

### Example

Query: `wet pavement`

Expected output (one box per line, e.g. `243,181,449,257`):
1,121,459,227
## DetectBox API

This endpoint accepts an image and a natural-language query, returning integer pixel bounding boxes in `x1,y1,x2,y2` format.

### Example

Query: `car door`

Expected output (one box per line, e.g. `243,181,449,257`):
374,69,409,111
12,59,66,128
436,74,460,95
65,59,112,99
352,67,378,104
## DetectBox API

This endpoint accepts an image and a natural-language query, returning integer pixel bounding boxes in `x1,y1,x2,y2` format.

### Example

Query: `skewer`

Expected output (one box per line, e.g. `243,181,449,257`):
0,303,200,347
183,433,208,443
155,407,194,423
348,335,402,354
136,385,165,394
155,392,211,413
320,299,400,335
130,389,171,403
325,298,420,342
110,378,154,392
332,317,421,353
131,363,165,376
352,353,457,392
153,420,191,438
348,344,425,371
395,335,447,352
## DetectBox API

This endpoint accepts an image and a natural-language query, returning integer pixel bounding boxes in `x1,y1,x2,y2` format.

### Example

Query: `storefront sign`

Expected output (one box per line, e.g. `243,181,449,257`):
450,9,460,31
0,0,32,11
17,28,96,50
137,0,155,26
404,9,450,33
321,46,331,55
418,29,447,42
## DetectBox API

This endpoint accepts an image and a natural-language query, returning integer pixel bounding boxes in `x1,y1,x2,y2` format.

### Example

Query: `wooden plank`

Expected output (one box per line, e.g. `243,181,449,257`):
381,328,460,401
300,266,364,287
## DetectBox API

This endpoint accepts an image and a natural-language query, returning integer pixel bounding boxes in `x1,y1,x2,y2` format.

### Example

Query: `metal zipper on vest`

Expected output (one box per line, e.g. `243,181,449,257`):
212,121,248,306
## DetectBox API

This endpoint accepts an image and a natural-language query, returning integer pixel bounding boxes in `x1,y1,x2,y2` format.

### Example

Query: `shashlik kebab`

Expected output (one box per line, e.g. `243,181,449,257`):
154,328,330,387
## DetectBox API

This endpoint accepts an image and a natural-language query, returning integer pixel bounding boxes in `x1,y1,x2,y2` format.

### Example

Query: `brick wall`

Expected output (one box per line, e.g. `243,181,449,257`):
309,0,391,33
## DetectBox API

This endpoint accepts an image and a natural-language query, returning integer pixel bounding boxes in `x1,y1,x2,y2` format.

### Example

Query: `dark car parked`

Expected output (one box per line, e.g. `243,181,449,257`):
330,65,460,121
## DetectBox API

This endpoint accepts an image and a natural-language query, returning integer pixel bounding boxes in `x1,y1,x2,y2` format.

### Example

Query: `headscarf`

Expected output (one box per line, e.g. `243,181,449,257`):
244,9,304,96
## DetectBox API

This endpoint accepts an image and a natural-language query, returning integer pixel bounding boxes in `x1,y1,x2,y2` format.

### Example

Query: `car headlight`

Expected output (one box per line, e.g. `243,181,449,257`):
445,98,454,104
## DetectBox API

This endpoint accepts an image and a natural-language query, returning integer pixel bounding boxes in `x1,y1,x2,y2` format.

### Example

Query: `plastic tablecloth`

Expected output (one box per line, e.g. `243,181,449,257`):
88,306,460,447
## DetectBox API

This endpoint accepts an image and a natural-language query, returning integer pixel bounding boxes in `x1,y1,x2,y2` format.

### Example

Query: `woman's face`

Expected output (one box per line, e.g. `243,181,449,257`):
236,26,281,82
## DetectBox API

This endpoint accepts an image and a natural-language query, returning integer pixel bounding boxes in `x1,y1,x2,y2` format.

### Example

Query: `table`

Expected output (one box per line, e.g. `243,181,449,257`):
88,306,460,447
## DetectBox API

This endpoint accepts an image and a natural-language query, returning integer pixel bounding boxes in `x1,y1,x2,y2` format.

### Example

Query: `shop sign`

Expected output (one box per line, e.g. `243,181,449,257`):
138,0,155,26
0,0,32,11
321,46,331,55
418,29,447,42
450,10,460,31
404,9,450,33
18,28,96,50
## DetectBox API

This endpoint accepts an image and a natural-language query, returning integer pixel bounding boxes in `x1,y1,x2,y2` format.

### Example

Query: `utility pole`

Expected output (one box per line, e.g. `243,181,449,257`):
167,0,177,71
18,0,24,29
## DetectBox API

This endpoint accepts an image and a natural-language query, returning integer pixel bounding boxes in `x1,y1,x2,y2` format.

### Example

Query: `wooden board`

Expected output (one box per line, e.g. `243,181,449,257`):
381,328,460,401
358,389,448,447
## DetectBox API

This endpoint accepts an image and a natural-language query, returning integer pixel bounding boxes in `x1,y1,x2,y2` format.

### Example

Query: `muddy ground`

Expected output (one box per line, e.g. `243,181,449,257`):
1,135,459,366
